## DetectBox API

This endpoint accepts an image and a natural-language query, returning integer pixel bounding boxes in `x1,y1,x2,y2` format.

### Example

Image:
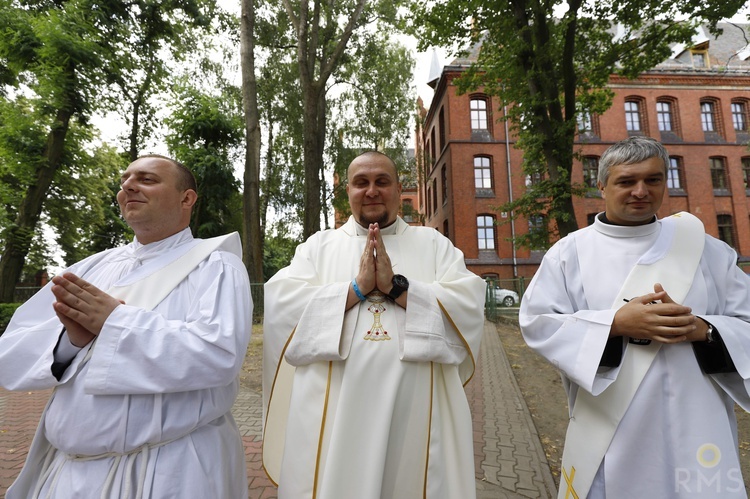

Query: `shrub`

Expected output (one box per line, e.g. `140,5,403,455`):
0,303,21,336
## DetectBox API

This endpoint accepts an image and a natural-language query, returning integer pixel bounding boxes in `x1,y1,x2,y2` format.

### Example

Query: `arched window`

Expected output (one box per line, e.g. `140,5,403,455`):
430,128,437,164
402,199,415,223
582,156,599,189
625,98,646,133
656,100,674,132
709,157,729,192
441,165,448,204
731,100,748,132
700,98,724,141
477,215,496,250
577,111,593,132
701,101,717,132
742,157,750,193
470,97,489,130
426,185,431,219
438,107,446,149
667,157,685,192
717,214,736,247
474,156,493,190
576,104,600,139
431,179,438,212
528,215,548,249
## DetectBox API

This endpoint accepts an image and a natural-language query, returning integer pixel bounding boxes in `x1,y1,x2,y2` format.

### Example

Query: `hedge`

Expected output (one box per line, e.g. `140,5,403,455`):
0,303,21,336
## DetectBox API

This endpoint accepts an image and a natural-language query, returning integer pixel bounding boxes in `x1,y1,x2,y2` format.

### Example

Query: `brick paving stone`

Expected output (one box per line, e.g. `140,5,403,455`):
478,320,557,498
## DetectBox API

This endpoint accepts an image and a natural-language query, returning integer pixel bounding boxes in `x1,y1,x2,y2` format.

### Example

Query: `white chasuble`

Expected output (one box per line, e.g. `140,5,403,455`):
263,216,486,499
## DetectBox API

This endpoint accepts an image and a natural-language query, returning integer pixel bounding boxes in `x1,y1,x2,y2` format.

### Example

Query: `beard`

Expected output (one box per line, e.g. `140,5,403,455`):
359,212,390,226
356,204,397,227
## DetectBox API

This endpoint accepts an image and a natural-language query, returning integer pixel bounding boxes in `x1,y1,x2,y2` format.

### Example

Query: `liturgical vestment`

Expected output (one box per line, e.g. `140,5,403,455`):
0,228,252,499
520,215,750,498
263,216,486,499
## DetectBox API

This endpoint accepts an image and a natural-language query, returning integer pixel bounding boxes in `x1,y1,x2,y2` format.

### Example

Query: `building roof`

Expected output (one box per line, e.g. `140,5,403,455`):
442,22,750,74
657,23,750,72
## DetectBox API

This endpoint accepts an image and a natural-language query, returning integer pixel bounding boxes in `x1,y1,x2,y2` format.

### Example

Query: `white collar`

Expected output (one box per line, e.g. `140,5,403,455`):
593,213,659,238
352,218,400,236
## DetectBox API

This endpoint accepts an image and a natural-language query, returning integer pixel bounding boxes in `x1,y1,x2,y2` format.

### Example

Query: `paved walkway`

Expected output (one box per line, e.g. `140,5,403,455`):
0,320,556,498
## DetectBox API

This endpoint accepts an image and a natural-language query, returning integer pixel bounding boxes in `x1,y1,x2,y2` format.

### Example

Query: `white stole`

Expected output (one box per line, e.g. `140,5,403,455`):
107,232,240,308
76,232,240,365
559,212,705,499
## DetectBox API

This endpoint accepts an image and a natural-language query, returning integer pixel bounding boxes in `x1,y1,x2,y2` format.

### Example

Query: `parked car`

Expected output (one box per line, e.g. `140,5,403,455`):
490,286,520,307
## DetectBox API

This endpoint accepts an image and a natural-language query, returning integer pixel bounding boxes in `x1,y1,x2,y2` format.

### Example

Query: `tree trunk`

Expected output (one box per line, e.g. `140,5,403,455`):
301,82,323,239
0,107,72,302
260,117,273,237
240,0,264,284
129,101,140,162
318,91,329,230
283,0,368,239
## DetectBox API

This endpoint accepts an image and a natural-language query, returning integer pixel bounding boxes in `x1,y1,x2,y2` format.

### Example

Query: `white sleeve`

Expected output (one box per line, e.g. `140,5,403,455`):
84,251,253,395
519,243,622,395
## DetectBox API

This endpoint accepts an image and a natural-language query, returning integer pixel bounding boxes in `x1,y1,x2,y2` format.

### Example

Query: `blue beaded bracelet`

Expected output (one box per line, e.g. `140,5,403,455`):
352,278,367,301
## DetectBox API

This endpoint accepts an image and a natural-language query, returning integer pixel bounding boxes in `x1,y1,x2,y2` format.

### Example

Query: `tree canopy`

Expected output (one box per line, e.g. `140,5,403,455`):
414,0,748,248
165,81,244,239
0,0,227,302
0,0,421,299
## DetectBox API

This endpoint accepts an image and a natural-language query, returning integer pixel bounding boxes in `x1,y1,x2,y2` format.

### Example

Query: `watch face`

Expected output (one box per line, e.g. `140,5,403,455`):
388,274,409,299
393,274,409,290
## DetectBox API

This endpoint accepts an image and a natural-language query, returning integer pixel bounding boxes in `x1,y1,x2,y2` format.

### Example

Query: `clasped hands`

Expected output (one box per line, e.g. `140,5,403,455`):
610,283,708,344
347,223,402,309
51,273,123,347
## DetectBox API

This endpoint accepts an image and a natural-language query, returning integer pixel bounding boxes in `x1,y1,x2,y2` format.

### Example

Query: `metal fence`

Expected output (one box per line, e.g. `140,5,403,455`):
13,287,40,303
484,277,527,323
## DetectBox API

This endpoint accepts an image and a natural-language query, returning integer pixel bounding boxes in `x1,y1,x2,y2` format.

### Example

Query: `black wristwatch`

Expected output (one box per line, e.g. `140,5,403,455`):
705,322,716,343
388,274,409,300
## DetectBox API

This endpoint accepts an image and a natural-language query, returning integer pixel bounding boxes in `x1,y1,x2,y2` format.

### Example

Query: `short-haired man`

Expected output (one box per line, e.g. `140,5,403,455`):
263,151,486,498
0,155,252,498
520,136,750,498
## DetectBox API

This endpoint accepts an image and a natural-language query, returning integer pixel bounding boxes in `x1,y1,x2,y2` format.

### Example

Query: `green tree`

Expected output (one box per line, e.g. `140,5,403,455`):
414,0,747,247
44,143,130,266
0,0,114,302
164,83,244,239
257,55,306,238
281,0,409,239
241,0,264,284
0,0,222,302
336,35,415,153
330,34,416,220
262,223,300,281
102,0,223,161
253,11,307,272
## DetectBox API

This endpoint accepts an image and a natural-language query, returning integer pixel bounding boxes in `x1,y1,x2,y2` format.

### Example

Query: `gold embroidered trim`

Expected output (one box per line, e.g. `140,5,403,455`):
312,361,333,499
422,362,434,499
437,299,476,387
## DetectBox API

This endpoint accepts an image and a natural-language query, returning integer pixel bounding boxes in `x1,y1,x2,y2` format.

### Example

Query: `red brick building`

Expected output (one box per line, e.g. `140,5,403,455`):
416,23,750,283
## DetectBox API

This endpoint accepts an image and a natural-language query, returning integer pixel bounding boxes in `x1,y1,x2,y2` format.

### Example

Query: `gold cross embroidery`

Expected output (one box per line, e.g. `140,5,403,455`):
562,466,578,499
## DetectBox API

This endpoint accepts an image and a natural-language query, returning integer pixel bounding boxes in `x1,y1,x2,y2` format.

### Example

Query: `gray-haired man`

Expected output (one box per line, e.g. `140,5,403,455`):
521,136,750,498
